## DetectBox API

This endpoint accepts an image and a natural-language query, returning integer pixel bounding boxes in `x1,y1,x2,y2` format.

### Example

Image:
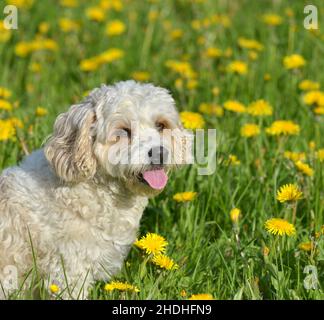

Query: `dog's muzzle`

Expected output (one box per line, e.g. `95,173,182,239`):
135,146,169,190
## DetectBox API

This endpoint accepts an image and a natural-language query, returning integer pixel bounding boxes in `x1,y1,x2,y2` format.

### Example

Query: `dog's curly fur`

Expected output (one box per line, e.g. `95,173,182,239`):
0,81,184,299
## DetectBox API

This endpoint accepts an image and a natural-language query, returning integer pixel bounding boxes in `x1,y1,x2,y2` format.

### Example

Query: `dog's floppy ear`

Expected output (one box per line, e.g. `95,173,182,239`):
44,100,97,182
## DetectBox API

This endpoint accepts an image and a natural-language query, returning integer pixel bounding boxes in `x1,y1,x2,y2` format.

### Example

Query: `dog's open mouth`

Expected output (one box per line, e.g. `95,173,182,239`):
138,167,168,190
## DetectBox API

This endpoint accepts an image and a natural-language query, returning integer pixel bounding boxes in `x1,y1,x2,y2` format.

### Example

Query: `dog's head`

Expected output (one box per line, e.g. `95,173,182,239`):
44,81,189,196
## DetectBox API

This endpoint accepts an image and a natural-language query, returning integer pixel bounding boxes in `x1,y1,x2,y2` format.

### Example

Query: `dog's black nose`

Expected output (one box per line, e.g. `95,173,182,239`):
148,146,169,165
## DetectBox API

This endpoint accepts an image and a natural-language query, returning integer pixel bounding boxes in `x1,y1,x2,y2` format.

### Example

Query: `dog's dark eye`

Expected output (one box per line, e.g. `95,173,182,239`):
156,121,166,132
121,128,131,138
115,128,131,140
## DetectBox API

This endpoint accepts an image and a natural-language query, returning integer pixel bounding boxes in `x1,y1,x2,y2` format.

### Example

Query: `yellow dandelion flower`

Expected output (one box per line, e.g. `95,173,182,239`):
0,21,12,43
299,80,320,91
27,38,58,52
0,99,12,111
98,48,125,63
191,19,201,30
298,242,313,252
0,87,12,99
49,284,60,294
199,103,223,117
174,78,183,90
35,107,48,117
134,233,168,255
202,17,211,28
262,14,282,26
230,208,241,223
284,151,306,162
283,54,306,70
266,120,300,136
309,141,316,150
314,106,324,115
9,117,23,129
295,161,314,177
104,281,139,293
211,13,231,27
59,18,80,33
131,71,150,82
152,254,179,270
197,36,205,46
80,58,100,72
6,0,34,9
212,87,220,96
240,123,260,138
248,50,259,61
302,91,324,106
41,39,58,51
276,184,303,203
38,22,49,34
247,99,273,116
205,47,222,58
170,29,184,40
180,290,187,297
223,47,233,58
165,60,196,79
29,62,42,73
180,111,205,129
148,10,159,22
60,0,78,7
85,6,105,22
26,83,34,94
316,149,324,162
106,20,126,36
0,119,16,141
15,38,58,57
80,48,124,72
15,42,32,57
227,154,240,166
189,294,214,300
173,191,197,202
238,37,263,51
264,218,296,236
264,73,271,81
223,100,246,113
227,60,248,75
187,79,198,90
100,0,123,11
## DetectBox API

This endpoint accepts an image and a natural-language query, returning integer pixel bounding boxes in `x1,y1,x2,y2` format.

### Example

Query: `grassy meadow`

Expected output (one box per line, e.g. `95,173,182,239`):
0,0,324,299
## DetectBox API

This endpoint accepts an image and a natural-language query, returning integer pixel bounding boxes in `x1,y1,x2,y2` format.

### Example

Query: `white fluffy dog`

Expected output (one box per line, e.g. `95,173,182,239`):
0,80,186,299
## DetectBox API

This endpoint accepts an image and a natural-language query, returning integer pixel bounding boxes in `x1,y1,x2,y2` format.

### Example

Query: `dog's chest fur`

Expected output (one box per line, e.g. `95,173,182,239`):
51,179,148,278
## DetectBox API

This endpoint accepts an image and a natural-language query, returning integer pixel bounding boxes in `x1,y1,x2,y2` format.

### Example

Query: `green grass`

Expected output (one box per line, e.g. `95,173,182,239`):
0,0,323,300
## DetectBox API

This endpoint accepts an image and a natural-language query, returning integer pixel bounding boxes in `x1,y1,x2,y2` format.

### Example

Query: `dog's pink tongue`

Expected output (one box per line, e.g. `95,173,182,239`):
143,169,168,190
